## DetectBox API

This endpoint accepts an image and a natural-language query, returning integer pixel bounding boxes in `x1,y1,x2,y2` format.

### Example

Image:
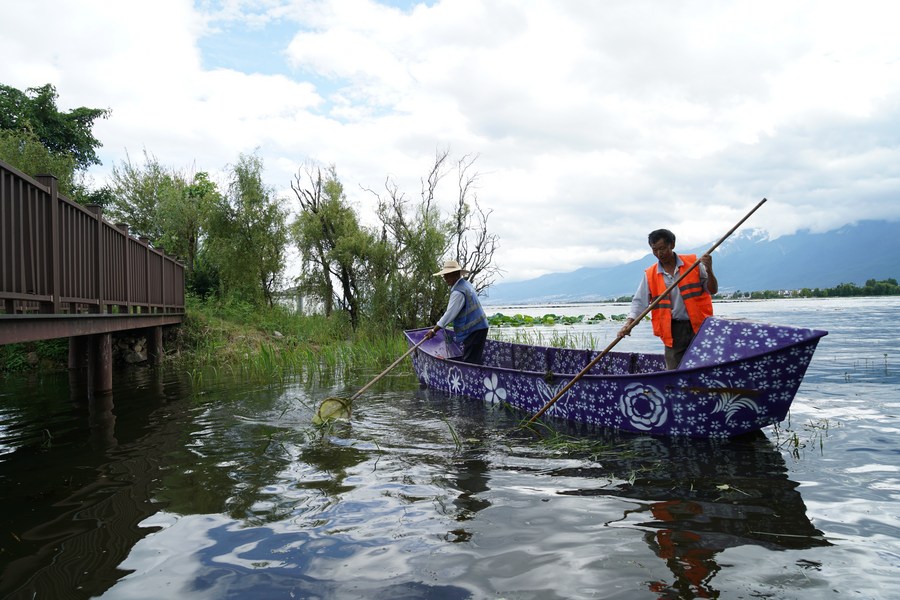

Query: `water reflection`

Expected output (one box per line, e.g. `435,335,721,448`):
642,501,723,599
294,438,371,499
552,432,830,598
407,389,497,542
0,372,837,600
439,454,491,544
451,455,492,520
87,392,118,449
2,297,898,599
0,367,186,599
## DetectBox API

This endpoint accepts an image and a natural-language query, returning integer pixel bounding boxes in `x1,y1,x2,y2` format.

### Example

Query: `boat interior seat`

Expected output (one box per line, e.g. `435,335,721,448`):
486,340,666,375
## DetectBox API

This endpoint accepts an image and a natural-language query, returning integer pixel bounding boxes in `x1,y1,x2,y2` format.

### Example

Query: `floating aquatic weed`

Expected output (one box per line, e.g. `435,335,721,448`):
715,483,751,500
516,418,625,461
441,416,462,452
313,397,352,425
771,417,838,458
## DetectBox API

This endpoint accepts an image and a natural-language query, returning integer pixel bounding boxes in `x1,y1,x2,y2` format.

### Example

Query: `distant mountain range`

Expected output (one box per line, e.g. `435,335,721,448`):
483,220,899,305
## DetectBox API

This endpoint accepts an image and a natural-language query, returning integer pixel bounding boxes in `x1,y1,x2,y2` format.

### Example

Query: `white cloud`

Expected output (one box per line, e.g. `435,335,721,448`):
1,0,898,284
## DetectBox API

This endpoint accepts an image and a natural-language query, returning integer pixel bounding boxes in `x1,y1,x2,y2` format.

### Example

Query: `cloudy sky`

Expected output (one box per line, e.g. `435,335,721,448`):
2,0,898,283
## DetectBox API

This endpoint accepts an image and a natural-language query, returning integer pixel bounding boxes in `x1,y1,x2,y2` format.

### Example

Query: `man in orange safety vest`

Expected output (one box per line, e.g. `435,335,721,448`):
617,229,718,369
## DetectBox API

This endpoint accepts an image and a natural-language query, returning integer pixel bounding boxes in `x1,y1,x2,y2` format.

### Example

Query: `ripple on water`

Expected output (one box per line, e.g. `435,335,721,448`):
2,298,900,599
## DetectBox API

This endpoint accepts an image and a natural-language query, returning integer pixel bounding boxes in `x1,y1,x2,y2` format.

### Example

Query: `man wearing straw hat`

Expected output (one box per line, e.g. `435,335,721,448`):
424,260,490,364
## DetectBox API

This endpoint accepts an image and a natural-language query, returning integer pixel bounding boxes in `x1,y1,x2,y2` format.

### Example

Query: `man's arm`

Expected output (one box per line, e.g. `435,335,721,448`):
437,290,465,329
700,254,718,295
425,290,465,339
618,275,649,338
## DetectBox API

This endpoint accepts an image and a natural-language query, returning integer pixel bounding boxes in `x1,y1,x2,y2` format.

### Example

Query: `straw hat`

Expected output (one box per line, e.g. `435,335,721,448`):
433,260,469,277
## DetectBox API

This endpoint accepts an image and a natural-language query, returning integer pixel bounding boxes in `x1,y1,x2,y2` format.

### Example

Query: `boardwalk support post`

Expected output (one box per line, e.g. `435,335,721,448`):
91,333,113,394
148,326,164,365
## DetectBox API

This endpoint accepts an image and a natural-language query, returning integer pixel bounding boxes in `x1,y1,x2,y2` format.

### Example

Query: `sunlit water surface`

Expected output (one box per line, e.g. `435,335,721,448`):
0,297,898,599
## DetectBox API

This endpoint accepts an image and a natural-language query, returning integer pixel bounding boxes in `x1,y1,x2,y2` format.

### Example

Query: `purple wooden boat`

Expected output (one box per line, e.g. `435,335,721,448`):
405,317,827,438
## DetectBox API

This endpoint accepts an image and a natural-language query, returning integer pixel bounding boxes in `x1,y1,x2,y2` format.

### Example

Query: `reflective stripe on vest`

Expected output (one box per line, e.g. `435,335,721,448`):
645,254,713,347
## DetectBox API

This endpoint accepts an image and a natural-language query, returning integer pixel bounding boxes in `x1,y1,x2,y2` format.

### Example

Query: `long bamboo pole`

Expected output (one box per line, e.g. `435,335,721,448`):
525,197,768,426
348,336,428,402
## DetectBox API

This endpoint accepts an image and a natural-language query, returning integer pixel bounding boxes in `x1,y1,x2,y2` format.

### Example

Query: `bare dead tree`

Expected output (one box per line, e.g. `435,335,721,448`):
421,147,450,217
448,153,501,294
359,148,502,327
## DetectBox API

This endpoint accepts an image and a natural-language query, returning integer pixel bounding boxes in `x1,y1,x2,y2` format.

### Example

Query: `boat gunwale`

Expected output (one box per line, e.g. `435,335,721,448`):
403,321,828,382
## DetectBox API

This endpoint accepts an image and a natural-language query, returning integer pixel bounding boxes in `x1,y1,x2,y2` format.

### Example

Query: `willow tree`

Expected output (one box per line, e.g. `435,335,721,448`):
291,163,374,328
207,153,288,306
291,151,501,331
158,171,220,282
364,160,447,329
107,149,172,242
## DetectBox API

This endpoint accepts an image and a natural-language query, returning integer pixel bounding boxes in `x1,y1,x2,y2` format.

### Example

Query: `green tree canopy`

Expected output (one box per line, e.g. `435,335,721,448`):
106,150,222,290
0,82,111,203
0,128,77,192
159,171,220,281
107,149,172,242
207,152,289,306
0,83,110,170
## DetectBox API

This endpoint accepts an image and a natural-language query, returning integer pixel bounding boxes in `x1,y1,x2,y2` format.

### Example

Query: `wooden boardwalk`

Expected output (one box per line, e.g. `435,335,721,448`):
1,159,184,391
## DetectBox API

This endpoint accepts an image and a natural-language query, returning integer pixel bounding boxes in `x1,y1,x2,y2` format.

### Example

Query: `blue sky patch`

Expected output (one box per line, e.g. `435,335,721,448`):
198,18,298,77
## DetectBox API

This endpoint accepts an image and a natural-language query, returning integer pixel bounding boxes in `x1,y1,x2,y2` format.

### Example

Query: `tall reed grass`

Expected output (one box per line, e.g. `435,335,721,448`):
178,295,409,386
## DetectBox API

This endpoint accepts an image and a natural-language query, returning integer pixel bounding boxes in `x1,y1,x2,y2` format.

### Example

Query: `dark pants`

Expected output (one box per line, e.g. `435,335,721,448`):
458,327,489,364
664,320,695,370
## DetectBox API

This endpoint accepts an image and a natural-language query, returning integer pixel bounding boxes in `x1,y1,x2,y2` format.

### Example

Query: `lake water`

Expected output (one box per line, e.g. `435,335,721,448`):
1,297,898,599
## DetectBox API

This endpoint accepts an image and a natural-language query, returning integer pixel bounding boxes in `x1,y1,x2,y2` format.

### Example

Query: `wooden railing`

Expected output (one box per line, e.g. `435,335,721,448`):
0,159,185,317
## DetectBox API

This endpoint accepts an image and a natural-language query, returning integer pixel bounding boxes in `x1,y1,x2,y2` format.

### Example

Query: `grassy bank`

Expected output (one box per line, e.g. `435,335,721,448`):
0,297,409,379
177,297,409,382
2,300,632,378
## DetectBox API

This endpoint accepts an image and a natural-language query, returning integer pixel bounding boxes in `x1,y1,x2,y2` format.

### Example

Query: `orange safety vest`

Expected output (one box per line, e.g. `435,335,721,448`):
645,254,713,347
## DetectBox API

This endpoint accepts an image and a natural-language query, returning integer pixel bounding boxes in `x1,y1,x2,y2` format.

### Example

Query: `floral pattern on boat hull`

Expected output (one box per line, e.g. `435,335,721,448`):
484,373,507,404
619,383,668,431
537,379,573,419
447,366,464,395
408,317,826,438
707,380,762,424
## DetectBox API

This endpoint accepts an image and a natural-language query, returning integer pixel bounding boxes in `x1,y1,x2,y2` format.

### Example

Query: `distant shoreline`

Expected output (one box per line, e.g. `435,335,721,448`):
484,294,898,310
